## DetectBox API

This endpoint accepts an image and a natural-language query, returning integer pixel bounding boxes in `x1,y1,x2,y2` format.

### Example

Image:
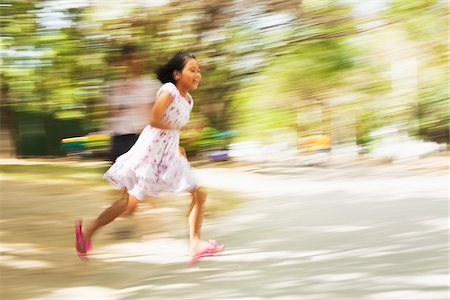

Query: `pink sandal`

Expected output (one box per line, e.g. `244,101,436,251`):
189,239,224,264
75,219,92,261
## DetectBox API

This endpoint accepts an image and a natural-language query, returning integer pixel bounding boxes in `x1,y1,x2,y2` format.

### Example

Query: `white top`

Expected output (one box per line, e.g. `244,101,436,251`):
107,76,160,135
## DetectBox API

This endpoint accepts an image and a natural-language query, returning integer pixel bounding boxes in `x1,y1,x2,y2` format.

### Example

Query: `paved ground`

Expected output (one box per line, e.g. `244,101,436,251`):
0,156,448,300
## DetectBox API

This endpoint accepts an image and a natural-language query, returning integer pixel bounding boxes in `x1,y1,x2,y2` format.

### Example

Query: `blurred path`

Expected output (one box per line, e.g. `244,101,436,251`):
0,158,448,300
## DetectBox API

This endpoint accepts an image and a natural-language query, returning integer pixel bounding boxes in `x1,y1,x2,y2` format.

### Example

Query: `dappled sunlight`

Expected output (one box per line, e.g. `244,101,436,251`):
0,243,54,270
0,255,53,270
310,225,372,233
309,246,404,262
365,290,448,300
208,249,301,263
92,238,188,265
225,213,268,224
153,283,199,291
309,273,369,282
31,286,121,300
420,218,449,232
172,267,221,274
0,243,46,255
201,270,263,282
370,274,448,288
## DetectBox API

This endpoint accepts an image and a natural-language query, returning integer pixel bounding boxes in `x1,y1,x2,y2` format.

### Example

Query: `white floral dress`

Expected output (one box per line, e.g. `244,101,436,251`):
104,82,197,200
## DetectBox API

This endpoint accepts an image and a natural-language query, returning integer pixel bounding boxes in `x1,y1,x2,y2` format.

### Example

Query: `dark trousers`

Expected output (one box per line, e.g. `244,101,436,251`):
110,134,139,162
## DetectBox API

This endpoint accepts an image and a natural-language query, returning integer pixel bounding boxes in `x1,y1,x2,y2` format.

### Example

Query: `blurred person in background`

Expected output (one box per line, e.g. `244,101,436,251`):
106,44,160,214
107,44,160,163
75,52,224,264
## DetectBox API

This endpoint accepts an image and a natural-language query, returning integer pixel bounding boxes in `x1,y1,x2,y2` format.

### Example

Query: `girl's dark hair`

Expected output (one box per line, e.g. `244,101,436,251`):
156,52,196,84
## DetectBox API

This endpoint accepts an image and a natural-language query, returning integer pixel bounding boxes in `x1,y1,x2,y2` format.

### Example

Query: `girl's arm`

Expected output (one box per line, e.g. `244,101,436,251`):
150,92,174,130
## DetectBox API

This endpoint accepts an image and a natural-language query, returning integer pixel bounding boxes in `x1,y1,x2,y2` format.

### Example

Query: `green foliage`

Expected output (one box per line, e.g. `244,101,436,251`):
417,83,449,143
355,110,378,147
2,0,448,156
386,0,449,143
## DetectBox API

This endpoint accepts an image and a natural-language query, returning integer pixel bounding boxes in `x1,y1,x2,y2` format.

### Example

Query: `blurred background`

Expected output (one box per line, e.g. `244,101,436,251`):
1,1,449,299
1,0,448,161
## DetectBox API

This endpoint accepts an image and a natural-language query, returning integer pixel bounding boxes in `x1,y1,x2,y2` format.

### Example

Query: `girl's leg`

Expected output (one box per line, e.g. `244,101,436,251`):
188,187,206,245
188,187,223,256
83,190,138,241
123,193,139,215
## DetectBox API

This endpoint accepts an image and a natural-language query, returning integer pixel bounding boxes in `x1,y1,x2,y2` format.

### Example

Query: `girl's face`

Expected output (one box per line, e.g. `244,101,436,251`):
175,58,201,91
